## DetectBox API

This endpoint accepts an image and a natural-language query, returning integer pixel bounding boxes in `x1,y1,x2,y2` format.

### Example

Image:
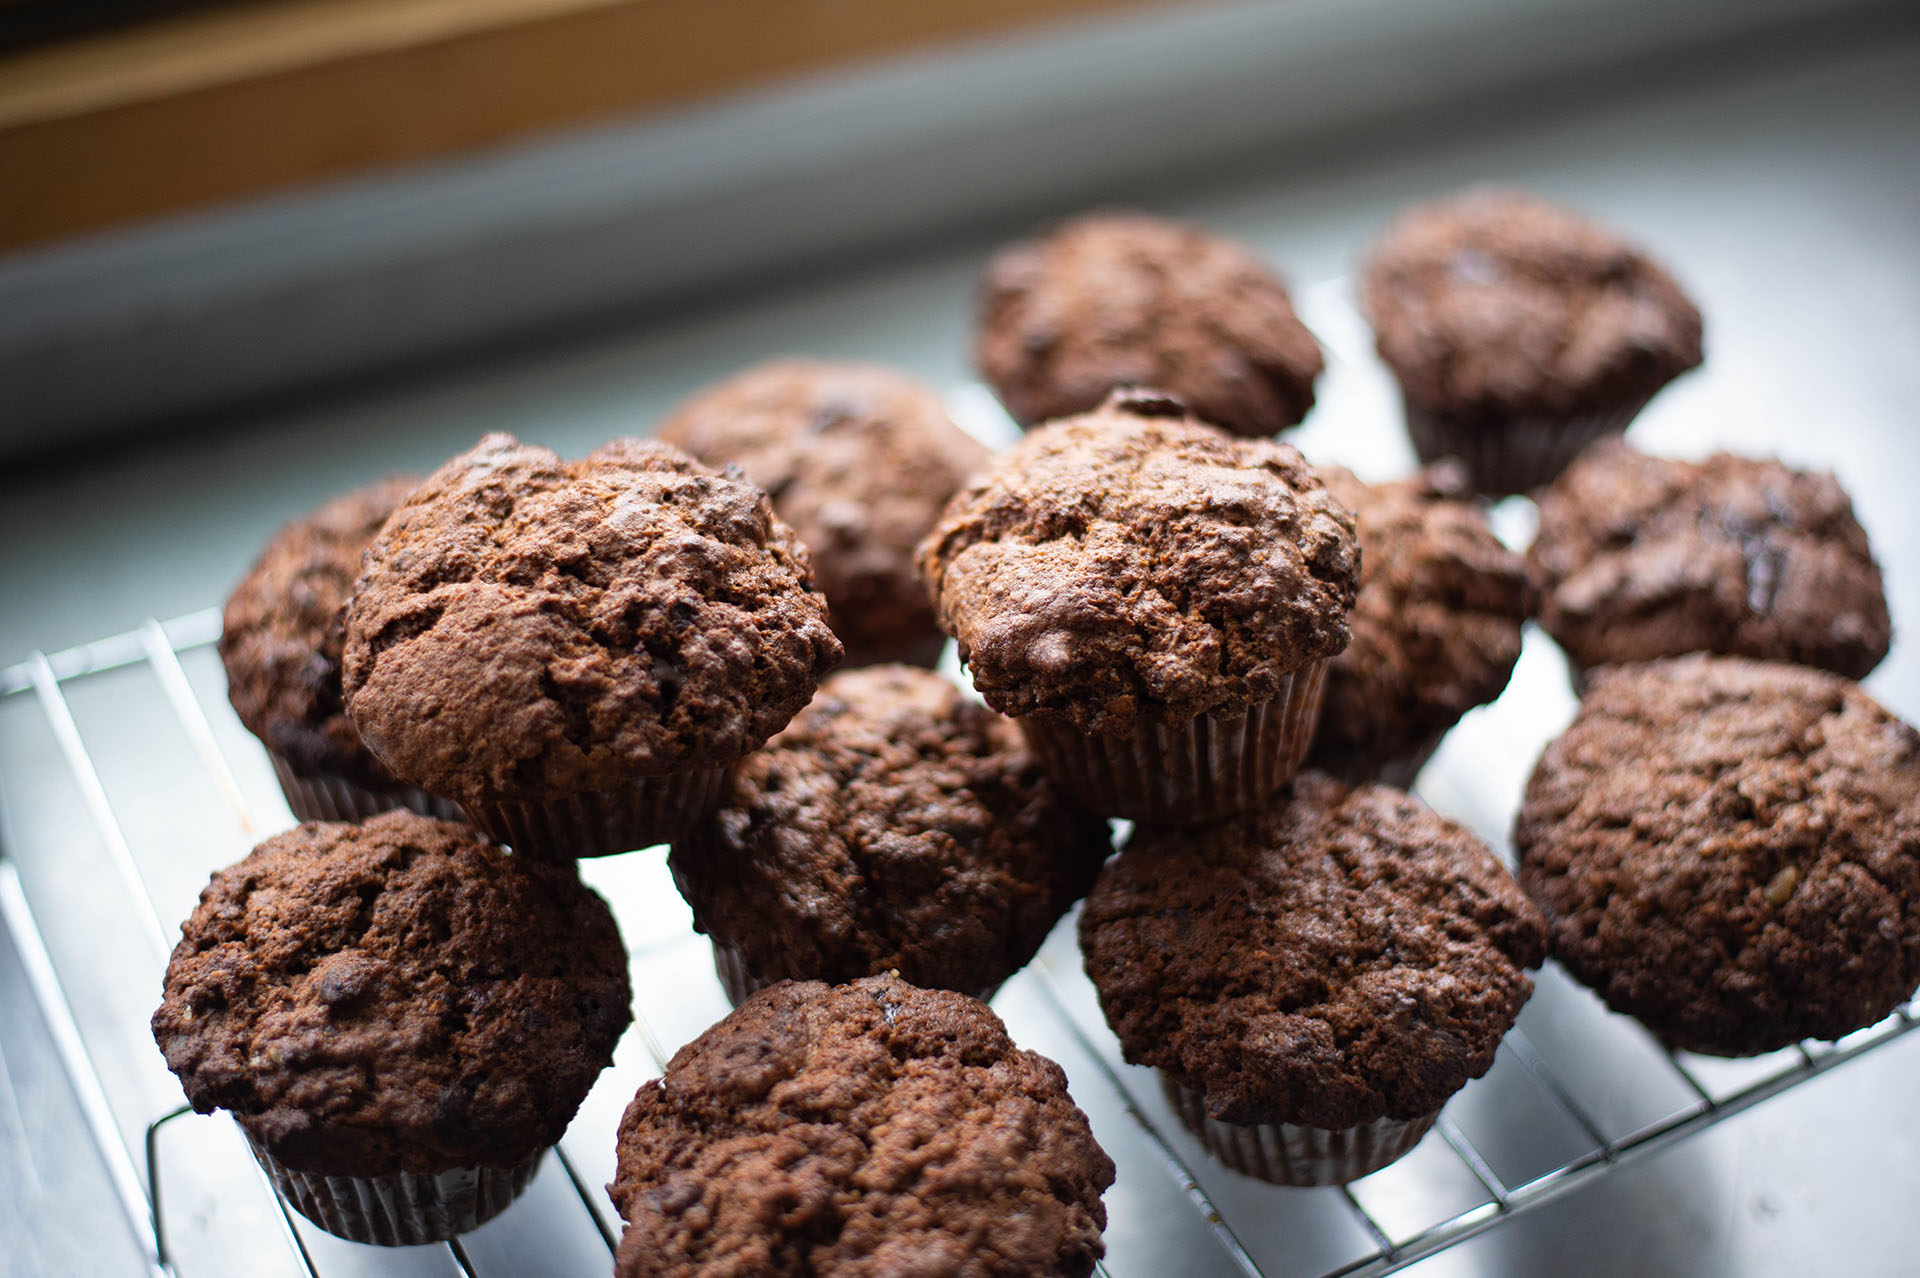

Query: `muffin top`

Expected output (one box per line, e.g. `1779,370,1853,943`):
220,475,420,788
1081,773,1547,1128
657,360,988,668
975,211,1324,437
917,392,1359,732
1514,655,1920,1055
341,433,841,805
669,666,1111,995
1529,440,1891,680
1308,462,1532,781
151,811,631,1175
609,974,1114,1278
1362,188,1702,418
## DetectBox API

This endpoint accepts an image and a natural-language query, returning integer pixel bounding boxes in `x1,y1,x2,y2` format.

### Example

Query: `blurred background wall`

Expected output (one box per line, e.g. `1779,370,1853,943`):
1,0,1908,461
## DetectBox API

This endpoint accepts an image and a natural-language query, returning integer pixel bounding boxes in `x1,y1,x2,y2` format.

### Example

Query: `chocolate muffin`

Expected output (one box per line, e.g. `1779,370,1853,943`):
608,975,1113,1277
151,811,632,1244
220,475,464,824
1528,440,1891,681
341,433,842,857
918,389,1359,823
1081,773,1547,1185
669,665,1111,1004
1362,188,1703,495
1514,655,1920,1056
657,359,989,668
1307,461,1532,786
976,211,1324,437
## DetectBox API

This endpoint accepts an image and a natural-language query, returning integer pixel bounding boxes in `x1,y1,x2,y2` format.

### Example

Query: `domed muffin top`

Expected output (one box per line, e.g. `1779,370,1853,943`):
1082,773,1546,1127
1308,461,1531,780
342,433,841,804
1515,654,1920,1055
1529,440,1890,679
918,393,1358,732
670,665,1111,995
151,811,631,1175
610,974,1113,1278
976,210,1323,437
1362,188,1702,417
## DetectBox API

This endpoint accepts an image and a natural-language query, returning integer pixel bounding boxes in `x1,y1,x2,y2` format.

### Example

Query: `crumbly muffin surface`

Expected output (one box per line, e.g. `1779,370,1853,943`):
609,975,1114,1278
976,211,1323,437
1362,188,1702,417
670,666,1111,994
658,360,989,667
342,433,841,805
1081,773,1546,1128
1308,462,1531,780
918,393,1358,732
1529,441,1891,679
152,812,631,1174
1515,655,1920,1055
220,475,420,787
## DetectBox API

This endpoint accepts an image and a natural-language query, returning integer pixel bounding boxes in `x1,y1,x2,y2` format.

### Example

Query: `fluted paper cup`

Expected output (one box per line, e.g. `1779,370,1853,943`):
1161,1075,1434,1186
466,765,733,859
709,941,1002,1007
270,753,466,826
1017,660,1329,825
1404,396,1650,497
247,1136,543,1246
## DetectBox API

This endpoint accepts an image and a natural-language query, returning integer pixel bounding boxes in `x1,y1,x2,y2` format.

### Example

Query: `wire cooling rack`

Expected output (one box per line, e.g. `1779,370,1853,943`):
3,608,1917,1278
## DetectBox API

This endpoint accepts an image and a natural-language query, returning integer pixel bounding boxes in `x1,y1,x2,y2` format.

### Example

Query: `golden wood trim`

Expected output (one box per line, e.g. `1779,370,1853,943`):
0,0,1176,251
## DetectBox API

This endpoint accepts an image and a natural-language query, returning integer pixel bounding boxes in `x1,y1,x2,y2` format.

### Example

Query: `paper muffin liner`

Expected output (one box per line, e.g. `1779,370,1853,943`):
1403,396,1651,497
465,765,733,858
269,753,467,826
709,940,1003,1007
1161,1075,1435,1186
246,1135,543,1246
1017,660,1329,825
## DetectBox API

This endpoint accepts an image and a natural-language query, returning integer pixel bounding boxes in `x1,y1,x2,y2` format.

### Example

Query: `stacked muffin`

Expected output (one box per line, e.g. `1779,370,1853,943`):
182,370,1128,1253
959,200,1911,1186
160,186,1912,1268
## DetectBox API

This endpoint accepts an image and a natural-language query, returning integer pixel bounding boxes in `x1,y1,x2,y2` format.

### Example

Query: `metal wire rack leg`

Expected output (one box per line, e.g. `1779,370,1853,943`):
146,1104,192,1276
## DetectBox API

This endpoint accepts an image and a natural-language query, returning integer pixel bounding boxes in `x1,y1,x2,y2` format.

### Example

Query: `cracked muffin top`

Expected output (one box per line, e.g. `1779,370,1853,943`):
657,359,989,668
1308,462,1531,782
151,811,631,1175
1514,655,1920,1055
609,974,1113,1278
341,433,841,806
1528,440,1891,680
1081,773,1547,1128
917,392,1359,733
975,210,1324,437
669,665,1111,996
1362,188,1702,418
220,475,421,789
